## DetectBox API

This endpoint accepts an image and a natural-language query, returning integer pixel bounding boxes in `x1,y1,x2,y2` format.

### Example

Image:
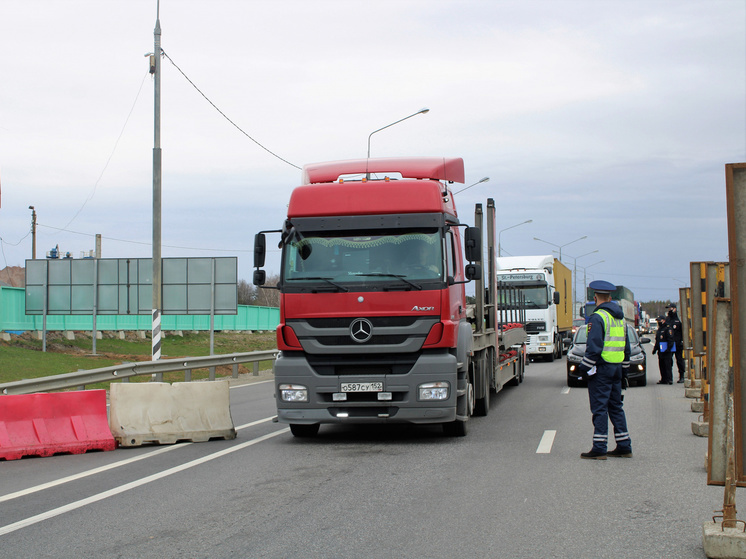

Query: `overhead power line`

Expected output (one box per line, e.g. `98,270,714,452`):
161,50,301,170
36,223,252,254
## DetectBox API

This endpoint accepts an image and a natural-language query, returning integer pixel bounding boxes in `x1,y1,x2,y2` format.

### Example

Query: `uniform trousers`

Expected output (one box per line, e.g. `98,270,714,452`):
658,352,673,383
674,347,685,378
587,361,631,454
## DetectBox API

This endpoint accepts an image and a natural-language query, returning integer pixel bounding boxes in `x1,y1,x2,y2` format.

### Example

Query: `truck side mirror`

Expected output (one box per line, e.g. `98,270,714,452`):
465,263,481,281
464,227,481,262
254,233,266,268
553,291,560,305
253,269,266,286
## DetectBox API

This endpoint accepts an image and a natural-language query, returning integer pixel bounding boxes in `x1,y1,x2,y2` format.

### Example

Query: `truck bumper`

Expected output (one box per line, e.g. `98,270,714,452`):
526,343,556,356
274,351,458,425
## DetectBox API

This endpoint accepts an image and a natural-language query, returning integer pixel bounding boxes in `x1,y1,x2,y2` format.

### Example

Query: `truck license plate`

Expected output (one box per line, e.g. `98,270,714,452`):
340,382,383,393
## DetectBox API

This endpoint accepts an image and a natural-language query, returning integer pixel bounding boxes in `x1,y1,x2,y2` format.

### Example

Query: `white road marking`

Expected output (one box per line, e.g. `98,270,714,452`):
230,379,274,389
536,430,557,454
561,387,571,394
0,427,289,536
0,417,275,504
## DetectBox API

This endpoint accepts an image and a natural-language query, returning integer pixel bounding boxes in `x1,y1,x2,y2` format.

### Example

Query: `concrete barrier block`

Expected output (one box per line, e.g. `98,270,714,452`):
0,390,116,461
686,388,701,399
703,521,746,558
692,421,709,437
1,332,10,341
64,331,75,340
136,331,147,339
692,401,704,413
96,331,103,339
117,331,126,340
109,381,236,447
686,379,702,388
33,331,43,340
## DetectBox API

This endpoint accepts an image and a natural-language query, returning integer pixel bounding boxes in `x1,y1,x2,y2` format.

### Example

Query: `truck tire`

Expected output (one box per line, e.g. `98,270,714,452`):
444,373,473,436
289,424,320,438
443,418,467,436
473,354,490,416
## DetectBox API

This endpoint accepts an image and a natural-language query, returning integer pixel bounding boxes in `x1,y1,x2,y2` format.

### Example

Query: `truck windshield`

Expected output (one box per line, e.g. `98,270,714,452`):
497,284,549,309
282,230,443,288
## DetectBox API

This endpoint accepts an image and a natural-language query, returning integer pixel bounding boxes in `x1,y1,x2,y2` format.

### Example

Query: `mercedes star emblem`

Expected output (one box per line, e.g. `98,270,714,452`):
349,318,373,343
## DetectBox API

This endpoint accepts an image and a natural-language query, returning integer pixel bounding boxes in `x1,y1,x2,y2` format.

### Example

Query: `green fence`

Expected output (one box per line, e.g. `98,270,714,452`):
0,286,279,332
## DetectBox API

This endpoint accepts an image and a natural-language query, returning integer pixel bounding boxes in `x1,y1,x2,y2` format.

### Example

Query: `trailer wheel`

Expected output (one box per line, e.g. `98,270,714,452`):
289,424,320,438
474,354,490,416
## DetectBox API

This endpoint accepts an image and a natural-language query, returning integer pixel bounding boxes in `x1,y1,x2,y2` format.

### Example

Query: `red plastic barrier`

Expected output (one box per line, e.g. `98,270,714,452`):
0,389,116,461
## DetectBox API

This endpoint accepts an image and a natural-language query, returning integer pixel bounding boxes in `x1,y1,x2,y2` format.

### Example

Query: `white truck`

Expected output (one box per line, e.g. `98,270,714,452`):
496,255,573,362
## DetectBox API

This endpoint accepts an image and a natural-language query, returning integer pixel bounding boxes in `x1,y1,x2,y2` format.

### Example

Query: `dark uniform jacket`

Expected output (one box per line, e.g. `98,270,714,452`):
667,311,683,346
577,301,631,374
653,320,675,353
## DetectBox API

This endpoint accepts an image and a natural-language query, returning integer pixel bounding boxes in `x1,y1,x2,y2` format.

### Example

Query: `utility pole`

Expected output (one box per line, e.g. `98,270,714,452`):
151,1,163,361
29,206,36,259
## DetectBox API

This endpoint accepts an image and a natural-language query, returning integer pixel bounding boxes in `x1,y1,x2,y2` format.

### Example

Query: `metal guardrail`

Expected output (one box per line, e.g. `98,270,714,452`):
0,350,279,396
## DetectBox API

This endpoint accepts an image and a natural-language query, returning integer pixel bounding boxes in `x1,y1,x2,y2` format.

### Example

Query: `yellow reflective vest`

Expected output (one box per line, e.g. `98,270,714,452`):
595,309,625,363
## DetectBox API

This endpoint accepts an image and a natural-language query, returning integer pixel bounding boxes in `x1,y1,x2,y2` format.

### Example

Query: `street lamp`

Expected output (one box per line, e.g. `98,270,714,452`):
565,249,599,317
533,235,587,262
498,220,533,257
367,108,430,159
581,260,605,307
454,176,489,194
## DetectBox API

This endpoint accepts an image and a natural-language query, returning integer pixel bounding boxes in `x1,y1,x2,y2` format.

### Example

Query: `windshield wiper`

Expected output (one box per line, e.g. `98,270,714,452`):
354,273,422,291
288,277,349,292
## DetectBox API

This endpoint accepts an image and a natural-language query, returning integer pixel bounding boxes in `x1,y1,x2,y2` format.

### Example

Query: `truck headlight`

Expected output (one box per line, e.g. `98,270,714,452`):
279,383,308,402
538,336,549,342
419,381,449,401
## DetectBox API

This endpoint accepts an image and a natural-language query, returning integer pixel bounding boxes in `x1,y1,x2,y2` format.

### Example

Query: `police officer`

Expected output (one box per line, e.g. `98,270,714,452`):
577,280,632,460
652,315,675,384
667,303,686,382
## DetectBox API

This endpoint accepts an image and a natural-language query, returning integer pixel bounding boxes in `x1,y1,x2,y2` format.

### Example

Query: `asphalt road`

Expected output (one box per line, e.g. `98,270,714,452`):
0,346,721,558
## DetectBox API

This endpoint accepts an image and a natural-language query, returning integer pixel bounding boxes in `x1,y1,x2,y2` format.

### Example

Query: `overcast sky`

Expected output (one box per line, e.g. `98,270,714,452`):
1,0,744,304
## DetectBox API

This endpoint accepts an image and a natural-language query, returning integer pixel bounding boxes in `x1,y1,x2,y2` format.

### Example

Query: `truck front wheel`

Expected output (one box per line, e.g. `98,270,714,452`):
444,373,473,436
289,424,320,438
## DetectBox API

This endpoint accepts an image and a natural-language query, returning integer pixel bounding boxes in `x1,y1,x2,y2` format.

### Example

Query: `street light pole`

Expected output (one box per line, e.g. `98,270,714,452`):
565,249,598,317
582,260,605,308
498,219,532,257
454,176,489,194
366,108,429,178
533,235,587,263
367,108,429,159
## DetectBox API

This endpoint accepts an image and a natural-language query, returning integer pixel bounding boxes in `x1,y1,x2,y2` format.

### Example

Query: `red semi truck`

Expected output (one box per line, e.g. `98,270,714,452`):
253,157,526,437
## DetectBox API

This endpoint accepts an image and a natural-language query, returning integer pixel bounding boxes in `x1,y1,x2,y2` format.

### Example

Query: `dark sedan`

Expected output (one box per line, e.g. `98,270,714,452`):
566,324,651,387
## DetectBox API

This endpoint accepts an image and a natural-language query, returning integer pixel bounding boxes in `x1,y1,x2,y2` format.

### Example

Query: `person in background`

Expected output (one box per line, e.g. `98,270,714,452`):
667,303,686,383
652,315,675,384
576,280,632,460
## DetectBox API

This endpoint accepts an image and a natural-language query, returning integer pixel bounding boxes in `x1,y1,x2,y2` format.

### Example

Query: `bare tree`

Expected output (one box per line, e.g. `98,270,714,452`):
237,279,254,305
254,274,280,307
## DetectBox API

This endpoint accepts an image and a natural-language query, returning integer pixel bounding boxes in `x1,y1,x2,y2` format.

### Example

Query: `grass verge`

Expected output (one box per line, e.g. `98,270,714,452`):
0,330,277,388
